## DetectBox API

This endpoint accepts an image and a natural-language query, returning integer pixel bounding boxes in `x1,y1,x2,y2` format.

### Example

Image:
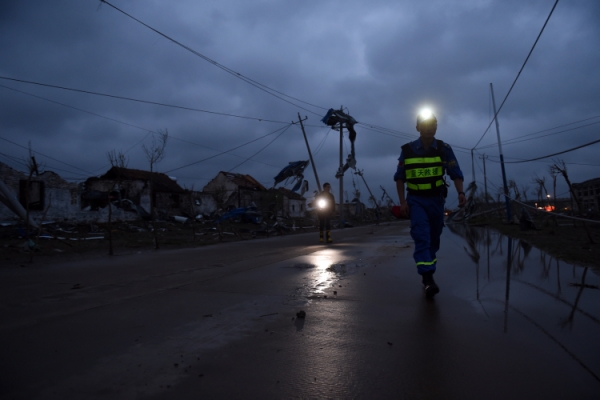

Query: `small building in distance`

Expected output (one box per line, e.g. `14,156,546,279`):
572,177,600,213
202,171,267,210
270,187,306,219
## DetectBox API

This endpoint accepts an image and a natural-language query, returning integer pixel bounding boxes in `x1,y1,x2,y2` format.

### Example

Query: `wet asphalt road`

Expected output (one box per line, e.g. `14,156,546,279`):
0,221,599,399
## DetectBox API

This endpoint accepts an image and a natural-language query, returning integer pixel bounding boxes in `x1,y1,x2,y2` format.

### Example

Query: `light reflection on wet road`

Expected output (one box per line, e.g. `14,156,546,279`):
445,223,600,383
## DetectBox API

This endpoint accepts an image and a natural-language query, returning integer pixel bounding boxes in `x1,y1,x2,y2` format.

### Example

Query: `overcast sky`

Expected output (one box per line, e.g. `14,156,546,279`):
1,0,599,208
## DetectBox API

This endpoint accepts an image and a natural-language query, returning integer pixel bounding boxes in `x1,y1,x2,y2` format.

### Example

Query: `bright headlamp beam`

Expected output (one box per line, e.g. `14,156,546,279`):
419,108,433,121
317,199,327,208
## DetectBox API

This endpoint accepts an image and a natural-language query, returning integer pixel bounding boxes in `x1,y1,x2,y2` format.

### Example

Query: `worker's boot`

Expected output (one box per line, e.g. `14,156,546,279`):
422,271,439,298
326,230,333,243
319,231,324,243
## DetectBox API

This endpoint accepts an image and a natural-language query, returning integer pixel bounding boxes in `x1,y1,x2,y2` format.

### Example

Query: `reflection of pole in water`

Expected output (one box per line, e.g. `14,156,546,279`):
486,229,491,281
476,255,480,301
562,267,589,330
499,300,600,384
503,237,513,333
513,277,600,326
556,258,561,295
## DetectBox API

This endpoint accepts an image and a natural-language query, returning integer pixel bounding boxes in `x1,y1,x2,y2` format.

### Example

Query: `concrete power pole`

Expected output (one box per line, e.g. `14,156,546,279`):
339,123,344,226
297,113,322,193
479,154,488,203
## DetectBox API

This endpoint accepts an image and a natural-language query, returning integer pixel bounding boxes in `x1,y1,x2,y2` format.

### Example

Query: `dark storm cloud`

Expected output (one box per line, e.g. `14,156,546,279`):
1,0,599,203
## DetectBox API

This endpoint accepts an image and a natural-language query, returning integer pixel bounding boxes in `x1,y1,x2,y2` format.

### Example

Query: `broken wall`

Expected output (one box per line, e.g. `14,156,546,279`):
0,162,88,223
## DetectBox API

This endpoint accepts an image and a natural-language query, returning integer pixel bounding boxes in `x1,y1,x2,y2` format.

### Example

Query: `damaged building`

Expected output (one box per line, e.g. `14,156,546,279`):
572,177,600,213
83,167,187,220
269,187,306,219
0,162,84,224
202,171,268,210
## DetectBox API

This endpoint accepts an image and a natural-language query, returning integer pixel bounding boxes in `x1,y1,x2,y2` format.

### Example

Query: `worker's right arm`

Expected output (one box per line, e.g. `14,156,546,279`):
396,179,409,216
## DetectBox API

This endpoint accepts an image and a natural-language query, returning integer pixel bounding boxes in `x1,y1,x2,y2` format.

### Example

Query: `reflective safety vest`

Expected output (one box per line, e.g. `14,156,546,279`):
401,140,445,197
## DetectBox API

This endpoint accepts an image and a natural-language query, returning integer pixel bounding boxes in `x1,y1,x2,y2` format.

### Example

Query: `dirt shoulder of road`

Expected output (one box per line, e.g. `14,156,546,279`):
472,216,600,268
0,219,399,267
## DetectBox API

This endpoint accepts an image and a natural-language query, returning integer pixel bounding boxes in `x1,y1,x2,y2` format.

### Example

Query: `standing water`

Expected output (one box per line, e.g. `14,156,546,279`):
445,223,600,383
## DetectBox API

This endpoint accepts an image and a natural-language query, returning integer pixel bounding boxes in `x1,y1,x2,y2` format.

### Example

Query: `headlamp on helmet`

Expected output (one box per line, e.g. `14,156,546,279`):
417,108,437,125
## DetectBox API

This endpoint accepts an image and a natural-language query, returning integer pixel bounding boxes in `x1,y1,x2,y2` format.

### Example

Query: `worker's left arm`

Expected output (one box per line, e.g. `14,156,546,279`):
443,143,467,207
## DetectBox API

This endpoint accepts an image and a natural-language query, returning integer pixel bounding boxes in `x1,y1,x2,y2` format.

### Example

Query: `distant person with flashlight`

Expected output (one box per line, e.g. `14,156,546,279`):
316,182,335,243
394,109,466,298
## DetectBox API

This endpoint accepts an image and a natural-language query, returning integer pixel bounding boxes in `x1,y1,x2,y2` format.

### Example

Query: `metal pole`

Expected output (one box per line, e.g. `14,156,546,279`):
380,185,396,206
471,149,476,186
339,124,344,227
480,154,488,203
297,113,322,192
358,170,379,213
490,83,512,222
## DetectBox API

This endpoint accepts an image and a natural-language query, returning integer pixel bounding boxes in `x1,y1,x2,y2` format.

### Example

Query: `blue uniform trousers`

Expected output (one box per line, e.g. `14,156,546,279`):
407,194,445,275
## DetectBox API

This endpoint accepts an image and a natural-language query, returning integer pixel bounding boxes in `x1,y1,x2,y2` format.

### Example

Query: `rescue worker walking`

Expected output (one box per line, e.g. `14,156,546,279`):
316,182,335,243
394,109,466,298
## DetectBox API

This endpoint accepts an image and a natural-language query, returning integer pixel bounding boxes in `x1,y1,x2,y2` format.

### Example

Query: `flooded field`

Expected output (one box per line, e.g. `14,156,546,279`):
446,224,600,383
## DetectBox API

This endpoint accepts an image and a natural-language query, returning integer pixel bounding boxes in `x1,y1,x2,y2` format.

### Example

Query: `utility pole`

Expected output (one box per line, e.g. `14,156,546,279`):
356,170,378,213
339,122,344,226
479,154,488,203
380,185,396,206
490,83,511,222
297,113,322,192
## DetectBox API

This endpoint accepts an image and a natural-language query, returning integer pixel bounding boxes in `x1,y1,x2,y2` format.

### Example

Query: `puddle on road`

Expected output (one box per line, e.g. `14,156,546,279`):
286,248,370,298
446,223,600,383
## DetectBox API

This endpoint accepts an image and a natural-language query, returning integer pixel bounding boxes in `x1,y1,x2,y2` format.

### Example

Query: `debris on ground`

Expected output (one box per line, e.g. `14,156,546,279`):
296,310,306,319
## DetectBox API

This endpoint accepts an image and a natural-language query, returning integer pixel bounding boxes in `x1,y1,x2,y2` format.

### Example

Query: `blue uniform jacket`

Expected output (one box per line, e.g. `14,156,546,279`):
393,139,464,182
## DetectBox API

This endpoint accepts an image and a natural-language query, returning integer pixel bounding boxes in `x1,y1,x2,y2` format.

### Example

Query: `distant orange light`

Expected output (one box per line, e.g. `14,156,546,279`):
544,205,555,211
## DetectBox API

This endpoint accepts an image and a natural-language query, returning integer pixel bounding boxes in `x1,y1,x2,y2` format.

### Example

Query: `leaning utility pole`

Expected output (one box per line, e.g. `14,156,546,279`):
297,113,322,192
356,170,379,213
380,185,396,206
339,122,344,225
490,83,511,222
479,154,489,203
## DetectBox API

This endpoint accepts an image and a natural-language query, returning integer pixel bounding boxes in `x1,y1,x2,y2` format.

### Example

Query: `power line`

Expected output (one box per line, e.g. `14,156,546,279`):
487,137,600,164
477,117,600,150
0,84,157,138
472,0,560,150
1,83,283,173
165,124,293,173
228,124,292,172
0,78,472,158
0,77,292,124
170,136,281,169
313,128,332,156
478,151,600,167
99,0,327,116
0,135,94,175
102,0,468,152
0,151,92,179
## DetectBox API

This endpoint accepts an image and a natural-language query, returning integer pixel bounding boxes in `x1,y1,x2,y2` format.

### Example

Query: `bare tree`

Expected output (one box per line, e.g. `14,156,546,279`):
519,184,529,202
531,175,548,204
508,179,521,200
106,150,128,256
143,129,169,249
211,184,228,211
